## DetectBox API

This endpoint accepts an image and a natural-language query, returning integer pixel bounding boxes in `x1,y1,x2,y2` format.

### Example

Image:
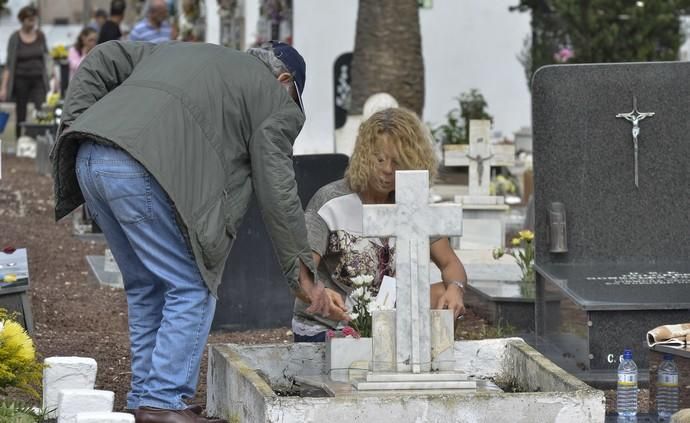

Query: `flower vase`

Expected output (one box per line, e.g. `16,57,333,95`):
519,268,536,298
325,336,372,383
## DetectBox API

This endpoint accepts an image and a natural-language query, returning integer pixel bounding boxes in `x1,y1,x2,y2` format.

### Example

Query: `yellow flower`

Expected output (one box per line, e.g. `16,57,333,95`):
511,238,521,246
0,320,35,362
519,230,534,241
50,44,68,60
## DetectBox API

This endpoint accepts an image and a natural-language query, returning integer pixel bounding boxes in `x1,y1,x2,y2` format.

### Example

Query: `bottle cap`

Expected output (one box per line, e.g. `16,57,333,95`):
623,349,633,359
663,353,674,361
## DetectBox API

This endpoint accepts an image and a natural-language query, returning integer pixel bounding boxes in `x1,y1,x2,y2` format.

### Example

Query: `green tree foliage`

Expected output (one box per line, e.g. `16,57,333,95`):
434,89,493,145
512,0,690,84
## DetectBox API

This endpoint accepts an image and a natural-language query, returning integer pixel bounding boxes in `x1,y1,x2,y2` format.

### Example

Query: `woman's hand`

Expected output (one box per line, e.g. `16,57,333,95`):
0,88,7,102
435,284,465,319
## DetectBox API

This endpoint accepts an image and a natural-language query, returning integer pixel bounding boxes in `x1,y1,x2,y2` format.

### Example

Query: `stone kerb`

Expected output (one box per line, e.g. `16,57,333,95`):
76,411,135,423
207,339,606,423
43,357,97,418
57,389,114,423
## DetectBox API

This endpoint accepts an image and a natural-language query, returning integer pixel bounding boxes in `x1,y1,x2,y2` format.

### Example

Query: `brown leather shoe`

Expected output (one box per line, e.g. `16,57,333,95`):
135,406,227,423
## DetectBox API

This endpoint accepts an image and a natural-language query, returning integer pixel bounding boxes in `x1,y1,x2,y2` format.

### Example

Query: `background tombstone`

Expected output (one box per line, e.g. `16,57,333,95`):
0,248,33,333
212,154,349,330
335,93,399,157
532,62,690,384
333,52,353,130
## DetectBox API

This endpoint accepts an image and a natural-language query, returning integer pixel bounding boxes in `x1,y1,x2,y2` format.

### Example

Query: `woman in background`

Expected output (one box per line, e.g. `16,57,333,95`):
68,28,98,79
0,5,50,137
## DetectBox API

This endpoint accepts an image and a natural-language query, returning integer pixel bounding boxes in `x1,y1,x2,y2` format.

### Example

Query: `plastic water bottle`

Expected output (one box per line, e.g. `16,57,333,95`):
617,348,638,418
657,353,679,420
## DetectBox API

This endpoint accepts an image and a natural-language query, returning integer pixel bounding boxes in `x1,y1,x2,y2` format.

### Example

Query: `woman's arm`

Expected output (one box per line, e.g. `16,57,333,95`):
0,68,8,101
67,47,82,78
430,237,467,318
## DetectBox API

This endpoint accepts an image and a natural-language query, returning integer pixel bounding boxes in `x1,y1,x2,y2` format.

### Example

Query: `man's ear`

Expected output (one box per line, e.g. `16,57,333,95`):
277,72,293,84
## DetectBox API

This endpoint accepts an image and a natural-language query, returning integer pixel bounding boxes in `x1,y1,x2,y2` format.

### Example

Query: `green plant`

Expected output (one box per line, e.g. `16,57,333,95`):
493,230,535,283
433,89,492,145
0,400,51,422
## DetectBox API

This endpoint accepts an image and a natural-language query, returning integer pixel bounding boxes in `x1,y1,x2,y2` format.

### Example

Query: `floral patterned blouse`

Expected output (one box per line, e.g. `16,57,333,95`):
292,179,396,336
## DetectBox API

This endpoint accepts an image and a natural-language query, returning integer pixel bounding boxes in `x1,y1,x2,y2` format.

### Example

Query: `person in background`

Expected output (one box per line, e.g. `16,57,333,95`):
98,0,127,44
292,108,468,342
88,8,108,32
67,28,98,79
0,5,50,138
129,0,173,44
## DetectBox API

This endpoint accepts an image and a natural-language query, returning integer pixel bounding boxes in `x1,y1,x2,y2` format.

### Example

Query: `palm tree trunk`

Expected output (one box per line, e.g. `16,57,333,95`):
350,0,425,116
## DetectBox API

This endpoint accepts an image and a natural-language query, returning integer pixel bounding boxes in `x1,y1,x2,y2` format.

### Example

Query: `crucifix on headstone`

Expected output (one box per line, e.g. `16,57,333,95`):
616,96,655,188
362,170,463,374
466,120,497,196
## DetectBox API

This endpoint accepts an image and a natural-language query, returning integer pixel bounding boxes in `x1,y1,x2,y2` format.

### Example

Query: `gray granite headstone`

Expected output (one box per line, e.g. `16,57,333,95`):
533,62,690,265
532,62,690,381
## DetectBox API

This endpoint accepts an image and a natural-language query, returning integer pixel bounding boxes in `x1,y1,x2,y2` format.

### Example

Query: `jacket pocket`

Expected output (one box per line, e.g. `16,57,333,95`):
195,197,233,269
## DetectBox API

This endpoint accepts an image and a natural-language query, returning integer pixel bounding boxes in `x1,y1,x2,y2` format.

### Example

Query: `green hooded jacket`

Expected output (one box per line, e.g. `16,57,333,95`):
50,41,314,296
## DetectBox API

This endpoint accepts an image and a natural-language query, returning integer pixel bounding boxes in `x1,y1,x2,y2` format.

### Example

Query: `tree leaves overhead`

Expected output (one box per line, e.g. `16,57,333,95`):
511,0,690,84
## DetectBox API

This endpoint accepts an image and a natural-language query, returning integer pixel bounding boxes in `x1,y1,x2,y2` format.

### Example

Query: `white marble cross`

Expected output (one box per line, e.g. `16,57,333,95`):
466,120,498,196
362,170,463,373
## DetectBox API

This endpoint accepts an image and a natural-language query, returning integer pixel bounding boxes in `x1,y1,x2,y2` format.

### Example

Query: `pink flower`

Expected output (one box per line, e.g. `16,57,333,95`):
554,47,575,63
342,326,361,339
326,330,336,339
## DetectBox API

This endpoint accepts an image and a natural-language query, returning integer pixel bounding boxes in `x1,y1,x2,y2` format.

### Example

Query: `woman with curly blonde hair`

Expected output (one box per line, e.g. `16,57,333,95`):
292,107,467,342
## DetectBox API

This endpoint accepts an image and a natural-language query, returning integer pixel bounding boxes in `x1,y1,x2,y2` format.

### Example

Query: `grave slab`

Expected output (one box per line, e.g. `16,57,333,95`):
57,389,114,423
86,255,123,289
536,261,690,382
207,339,605,422
76,412,135,423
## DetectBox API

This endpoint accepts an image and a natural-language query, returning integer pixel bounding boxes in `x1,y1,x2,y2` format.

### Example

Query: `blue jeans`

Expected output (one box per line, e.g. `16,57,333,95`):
75,141,216,410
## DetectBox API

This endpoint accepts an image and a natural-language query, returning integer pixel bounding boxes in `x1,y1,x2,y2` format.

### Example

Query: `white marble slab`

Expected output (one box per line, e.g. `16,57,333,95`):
456,219,504,250
355,380,476,391
458,195,505,205
326,337,372,383
372,310,396,372
365,372,469,382
430,310,455,371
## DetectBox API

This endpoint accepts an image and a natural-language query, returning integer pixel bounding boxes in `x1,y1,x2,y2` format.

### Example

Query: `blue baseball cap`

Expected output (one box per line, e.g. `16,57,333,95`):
267,40,306,112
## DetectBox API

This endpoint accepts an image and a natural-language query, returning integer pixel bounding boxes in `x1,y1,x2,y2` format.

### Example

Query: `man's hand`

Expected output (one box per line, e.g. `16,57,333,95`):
304,281,350,322
436,284,466,319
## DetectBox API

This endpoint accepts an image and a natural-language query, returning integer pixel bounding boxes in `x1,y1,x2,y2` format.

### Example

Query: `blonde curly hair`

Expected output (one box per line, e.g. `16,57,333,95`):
345,108,437,193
